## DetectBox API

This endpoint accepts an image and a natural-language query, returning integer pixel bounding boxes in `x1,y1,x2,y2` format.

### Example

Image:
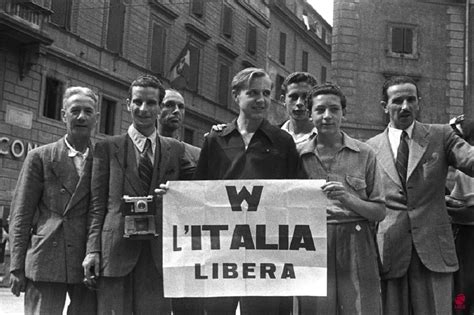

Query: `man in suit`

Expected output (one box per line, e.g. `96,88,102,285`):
366,76,474,315
82,75,195,314
9,86,99,314
159,89,200,166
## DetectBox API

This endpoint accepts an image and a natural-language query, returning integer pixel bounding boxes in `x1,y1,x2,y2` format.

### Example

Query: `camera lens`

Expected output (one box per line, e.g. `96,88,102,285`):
137,200,146,211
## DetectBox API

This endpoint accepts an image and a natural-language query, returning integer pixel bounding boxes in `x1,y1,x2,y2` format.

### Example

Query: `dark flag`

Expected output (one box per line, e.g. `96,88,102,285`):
169,41,191,90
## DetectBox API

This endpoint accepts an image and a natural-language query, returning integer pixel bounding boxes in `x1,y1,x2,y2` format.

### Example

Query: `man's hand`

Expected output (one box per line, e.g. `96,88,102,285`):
82,253,100,289
321,181,351,203
204,124,227,137
10,270,26,297
154,183,169,197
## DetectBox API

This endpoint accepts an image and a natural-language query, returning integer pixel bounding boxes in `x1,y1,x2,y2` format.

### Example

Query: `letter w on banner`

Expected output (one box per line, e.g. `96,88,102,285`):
162,179,328,297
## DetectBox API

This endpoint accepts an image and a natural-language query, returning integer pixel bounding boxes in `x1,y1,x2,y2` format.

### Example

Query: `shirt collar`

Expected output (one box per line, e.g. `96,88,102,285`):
300,131,359,156
220,119,275,144
281,120,318,143
64,136,89,158
127,125,157,154
388,121,415,139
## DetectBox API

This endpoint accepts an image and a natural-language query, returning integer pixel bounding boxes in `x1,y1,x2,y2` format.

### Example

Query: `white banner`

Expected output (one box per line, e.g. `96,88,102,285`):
162,180,327,297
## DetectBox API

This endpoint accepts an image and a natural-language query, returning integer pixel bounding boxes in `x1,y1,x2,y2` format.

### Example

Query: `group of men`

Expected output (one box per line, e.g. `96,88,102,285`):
7,69,474,315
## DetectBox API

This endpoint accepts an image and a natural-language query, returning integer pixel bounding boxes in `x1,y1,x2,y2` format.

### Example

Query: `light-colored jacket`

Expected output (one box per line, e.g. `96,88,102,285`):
366,122,474,279
10,136,92,283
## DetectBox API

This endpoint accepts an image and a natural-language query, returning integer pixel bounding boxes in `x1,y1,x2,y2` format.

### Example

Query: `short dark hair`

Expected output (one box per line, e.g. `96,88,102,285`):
306,82,346,112
281,72,318,96
128,74,165,103
382,76,420,103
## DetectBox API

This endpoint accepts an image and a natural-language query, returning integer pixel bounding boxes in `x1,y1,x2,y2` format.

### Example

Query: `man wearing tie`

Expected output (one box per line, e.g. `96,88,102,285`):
366,76,474,314
82,75,195,314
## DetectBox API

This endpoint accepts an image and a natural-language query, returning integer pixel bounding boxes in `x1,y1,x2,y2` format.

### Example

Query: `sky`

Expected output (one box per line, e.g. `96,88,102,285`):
307,0,333,26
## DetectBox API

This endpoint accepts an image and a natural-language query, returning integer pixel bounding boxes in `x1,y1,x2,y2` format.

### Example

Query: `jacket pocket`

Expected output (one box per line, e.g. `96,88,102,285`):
437,224,458,267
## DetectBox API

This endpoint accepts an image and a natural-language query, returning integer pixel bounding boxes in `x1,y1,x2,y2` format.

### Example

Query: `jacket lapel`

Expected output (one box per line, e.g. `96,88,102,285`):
374,129,403,189
114,135,143,196
51,137,80,198
158,136,171,187
407,122,429,180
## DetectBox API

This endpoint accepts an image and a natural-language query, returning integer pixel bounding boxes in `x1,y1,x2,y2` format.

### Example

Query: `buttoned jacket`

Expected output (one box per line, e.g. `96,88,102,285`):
366,122,474,279
86,133,194,277
9,136,92,283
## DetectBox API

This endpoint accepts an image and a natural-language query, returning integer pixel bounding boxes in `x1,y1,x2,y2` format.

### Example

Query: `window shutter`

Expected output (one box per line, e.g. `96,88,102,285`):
404,28,413,54
189,45,200,91
223,6,233,38
279,32,286,64
302,51,308,72
218,64,230,106
392,27,404,53
151,24,165,75
106,0,125,53
247,25,257,55
192,0,204,17
50,0,72,29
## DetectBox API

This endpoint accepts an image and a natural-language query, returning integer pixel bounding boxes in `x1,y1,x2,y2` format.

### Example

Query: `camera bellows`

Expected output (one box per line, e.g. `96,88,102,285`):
139,139,153,192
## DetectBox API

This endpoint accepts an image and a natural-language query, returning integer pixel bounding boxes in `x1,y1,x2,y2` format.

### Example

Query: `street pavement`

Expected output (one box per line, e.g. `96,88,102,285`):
0,286,70,314
0,287,23,315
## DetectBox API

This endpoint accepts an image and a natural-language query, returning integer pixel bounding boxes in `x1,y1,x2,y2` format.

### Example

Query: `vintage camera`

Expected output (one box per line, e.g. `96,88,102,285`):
122,195,159,239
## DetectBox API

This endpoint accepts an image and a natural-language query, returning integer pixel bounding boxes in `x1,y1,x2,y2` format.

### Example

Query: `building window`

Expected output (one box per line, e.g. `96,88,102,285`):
275,74,285,100
43,77,64,121
388,24,418,58
321,66,327,83
151,23,166,75
222,5,233,38
392,27,413,54
217,62,231,106
50,0,72,29
246,24,257,55
191,0,204,17
279,32,286,65
99,97,117,135
302,51,308,72
184,128,194,145
322,28,327,43
106,0,125,54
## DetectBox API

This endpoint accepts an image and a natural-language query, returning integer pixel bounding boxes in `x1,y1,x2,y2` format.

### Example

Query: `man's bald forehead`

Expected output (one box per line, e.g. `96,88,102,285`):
163,90,184,104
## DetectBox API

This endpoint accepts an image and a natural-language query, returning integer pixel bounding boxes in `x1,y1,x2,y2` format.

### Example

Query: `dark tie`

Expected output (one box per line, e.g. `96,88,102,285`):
138,139,153,192
395,131,409,190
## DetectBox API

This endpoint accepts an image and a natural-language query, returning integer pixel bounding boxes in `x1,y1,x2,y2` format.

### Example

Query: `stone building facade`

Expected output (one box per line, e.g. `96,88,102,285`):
333,0,473,139
267,0,332,124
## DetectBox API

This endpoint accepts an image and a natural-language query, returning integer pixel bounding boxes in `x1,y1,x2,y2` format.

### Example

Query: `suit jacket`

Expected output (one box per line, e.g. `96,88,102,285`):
9,136,92,283
86,133,195,277
366,122,474,279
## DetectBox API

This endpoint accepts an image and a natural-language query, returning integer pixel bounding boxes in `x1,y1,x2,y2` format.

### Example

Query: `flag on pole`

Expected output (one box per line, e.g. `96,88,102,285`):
169,41,191,90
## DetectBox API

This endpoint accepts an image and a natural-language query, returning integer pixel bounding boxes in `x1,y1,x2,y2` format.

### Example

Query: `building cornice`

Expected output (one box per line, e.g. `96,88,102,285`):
148,0,179,20
235,0,271,28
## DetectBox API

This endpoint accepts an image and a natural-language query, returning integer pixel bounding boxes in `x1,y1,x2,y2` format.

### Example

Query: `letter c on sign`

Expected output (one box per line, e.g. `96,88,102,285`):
0,137,9,155
11,139,25,159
